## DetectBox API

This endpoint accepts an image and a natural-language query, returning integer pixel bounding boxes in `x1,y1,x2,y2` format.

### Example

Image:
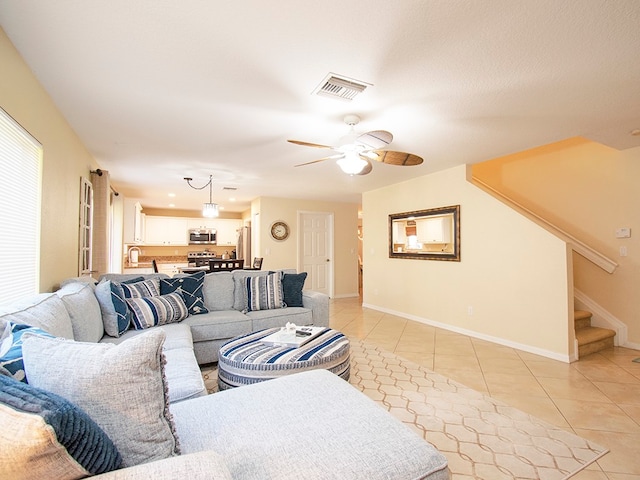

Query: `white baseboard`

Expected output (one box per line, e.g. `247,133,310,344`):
332,292,360,299
362,302,572,363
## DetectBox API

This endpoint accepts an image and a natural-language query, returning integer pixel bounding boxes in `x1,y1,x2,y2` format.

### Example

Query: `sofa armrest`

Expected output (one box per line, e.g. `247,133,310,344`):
302,290,329,327
93,451,232,479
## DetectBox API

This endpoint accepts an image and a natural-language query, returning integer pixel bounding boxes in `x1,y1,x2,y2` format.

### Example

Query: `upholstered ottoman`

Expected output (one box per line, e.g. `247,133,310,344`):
217,327,350,390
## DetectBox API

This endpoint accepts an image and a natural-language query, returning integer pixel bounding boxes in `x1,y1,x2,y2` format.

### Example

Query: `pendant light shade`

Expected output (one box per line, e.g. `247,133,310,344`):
184,174,219,218
202,202,219,218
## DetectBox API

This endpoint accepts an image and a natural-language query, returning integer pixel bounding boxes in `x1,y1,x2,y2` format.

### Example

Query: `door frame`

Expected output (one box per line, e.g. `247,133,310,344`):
297,210,334,298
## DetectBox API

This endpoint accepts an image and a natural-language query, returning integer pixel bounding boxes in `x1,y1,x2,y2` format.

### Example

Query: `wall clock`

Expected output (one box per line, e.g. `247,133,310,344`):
270,221,290,241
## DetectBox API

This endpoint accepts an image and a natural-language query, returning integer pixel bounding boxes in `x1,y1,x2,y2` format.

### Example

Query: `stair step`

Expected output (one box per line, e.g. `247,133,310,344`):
574,310,593,329
576,326,616,357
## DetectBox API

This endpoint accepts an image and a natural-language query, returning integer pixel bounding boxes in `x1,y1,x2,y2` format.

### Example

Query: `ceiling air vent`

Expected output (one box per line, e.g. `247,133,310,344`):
313,73,371,101
222,187,237,191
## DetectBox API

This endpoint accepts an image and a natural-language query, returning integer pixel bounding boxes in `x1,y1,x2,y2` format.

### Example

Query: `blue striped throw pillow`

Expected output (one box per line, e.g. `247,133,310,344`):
245,271,285,312
126,292,189,330
121,278,160,298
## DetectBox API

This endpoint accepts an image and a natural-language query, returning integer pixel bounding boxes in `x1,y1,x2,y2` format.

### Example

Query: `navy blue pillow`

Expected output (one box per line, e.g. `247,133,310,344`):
282,272,308,307
160,271,209,315
0,374,122,475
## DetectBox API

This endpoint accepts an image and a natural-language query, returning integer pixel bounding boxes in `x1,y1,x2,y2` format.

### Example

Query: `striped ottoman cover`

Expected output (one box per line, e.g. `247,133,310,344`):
217,328,350,390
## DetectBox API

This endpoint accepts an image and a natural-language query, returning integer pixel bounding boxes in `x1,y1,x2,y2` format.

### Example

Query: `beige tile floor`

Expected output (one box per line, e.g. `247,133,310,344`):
330,297,640,480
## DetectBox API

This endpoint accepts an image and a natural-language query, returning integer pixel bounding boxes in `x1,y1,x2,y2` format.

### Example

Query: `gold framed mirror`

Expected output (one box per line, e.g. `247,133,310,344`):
389,205,460,261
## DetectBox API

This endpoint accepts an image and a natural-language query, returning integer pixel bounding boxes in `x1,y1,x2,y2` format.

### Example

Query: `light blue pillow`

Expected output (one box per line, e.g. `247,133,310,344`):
0,323,54,382
0,374,122,478
94,280,130,337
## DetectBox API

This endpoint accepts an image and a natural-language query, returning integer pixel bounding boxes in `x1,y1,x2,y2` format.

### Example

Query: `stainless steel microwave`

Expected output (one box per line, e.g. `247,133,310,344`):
188,228,216,245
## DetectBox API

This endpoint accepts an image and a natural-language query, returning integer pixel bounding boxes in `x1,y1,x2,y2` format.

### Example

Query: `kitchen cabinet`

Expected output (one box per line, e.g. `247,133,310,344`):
186,218,241,245
123,200,145,244
186,218,217,230
123,268,153,274
156,263,189,277
142,215,241,246
215,219,242,246
416,216,452,243
392,221,407,245
145,216,188,246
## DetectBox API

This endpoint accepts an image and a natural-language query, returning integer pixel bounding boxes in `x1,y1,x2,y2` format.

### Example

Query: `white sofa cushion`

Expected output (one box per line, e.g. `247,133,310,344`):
170,369,449,480
94,451,232,480
0,293,74,340
99,324,206,404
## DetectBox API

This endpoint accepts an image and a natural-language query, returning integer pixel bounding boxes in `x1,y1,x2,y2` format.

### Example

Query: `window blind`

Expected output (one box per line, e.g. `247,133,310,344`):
0,108,42,303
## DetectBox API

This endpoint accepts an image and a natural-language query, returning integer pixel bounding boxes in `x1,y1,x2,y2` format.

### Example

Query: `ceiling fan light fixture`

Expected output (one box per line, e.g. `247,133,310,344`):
337,152,368,175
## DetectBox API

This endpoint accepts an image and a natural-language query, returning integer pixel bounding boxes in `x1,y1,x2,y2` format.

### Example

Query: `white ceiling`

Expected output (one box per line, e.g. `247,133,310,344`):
2,0,639,213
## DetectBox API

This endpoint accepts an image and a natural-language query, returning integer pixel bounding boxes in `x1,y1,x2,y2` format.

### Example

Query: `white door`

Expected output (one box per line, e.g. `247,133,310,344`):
299,212,333,296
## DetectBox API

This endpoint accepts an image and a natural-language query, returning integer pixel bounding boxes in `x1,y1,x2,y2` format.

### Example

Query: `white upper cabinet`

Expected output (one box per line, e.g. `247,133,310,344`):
186,218,217,230
123,199,144,244
416,216,452,244
141,215,241,246
215,219,242,246
145,216,188,245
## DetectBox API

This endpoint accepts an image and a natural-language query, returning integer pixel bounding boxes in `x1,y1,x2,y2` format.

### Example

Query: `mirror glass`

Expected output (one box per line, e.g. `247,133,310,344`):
389,205,460,261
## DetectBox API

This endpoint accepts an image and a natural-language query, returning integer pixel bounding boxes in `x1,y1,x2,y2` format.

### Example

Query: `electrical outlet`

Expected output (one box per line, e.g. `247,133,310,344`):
467,306,474,316
620,246,628,257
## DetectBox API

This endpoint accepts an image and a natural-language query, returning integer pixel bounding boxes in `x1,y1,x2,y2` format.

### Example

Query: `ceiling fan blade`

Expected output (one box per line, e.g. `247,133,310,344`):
287,139,335,149
355,159,373,175
357,130,393,149
372,150,423,166
294,153,344,167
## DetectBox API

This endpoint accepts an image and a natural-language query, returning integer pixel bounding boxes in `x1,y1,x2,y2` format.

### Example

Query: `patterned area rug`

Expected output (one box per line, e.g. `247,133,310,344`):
201,338,608,480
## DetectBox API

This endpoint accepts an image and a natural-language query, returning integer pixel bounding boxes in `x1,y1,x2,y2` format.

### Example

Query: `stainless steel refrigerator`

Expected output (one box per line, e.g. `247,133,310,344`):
236,225,251,261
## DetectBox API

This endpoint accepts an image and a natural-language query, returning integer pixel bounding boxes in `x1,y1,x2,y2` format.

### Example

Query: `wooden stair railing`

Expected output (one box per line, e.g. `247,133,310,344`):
470,176,618,274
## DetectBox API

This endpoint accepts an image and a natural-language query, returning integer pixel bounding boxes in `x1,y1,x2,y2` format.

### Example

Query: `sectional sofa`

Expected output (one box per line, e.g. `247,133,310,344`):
0,269,450,479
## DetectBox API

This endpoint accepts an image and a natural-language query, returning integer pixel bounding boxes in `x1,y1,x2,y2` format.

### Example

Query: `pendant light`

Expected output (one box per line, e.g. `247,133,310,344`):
184,175,219,218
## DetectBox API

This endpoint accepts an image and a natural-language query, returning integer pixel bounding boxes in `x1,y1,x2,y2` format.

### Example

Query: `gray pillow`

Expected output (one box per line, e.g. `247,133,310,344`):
0,294,74,340
22,329,179,468
231,270,270,311
56,282,104,342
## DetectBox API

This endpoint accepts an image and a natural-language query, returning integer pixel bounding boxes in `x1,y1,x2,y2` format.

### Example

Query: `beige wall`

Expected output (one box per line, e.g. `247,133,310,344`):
253,196,360,298
363,165,575,361
472,137,640,346
0,28,100,292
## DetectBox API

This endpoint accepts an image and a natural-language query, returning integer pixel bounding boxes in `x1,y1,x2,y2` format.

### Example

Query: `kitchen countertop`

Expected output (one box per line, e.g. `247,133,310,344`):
124,256,189,268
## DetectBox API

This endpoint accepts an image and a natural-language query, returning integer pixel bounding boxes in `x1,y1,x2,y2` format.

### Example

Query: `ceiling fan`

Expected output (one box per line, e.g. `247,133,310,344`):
288,114,423,175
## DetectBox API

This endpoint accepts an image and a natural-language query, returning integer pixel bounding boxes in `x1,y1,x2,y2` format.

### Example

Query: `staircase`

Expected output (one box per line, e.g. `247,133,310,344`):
575,310,616,357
